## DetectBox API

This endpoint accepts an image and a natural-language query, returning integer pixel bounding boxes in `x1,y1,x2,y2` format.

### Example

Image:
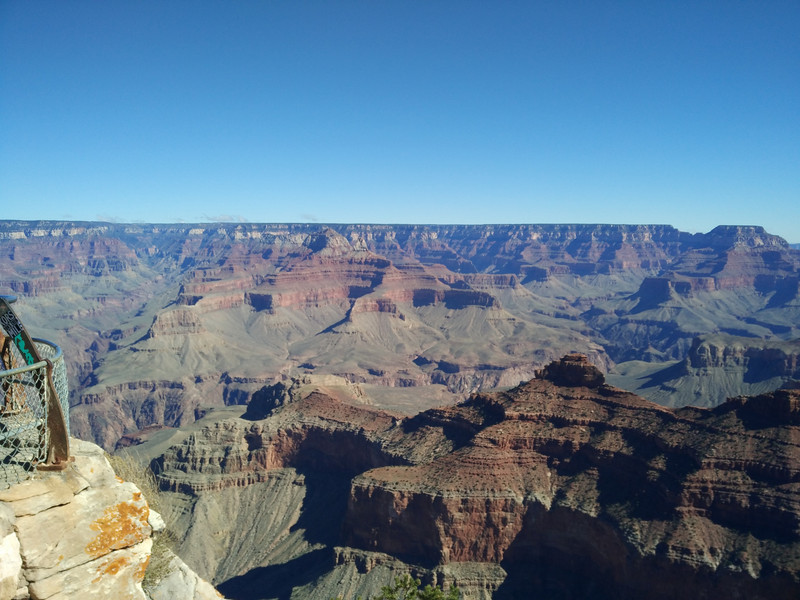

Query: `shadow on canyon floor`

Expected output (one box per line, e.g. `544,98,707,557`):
218,468,350,600
217,548,332,600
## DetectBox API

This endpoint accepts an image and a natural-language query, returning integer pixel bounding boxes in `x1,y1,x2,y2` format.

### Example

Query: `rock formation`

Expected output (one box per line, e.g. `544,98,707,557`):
1,221,798,450
0,438,223,600
610,334,800,407
150,356,800,599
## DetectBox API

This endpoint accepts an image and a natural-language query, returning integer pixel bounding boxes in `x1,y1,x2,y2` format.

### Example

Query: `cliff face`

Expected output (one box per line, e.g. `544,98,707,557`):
686,335,800,376
343,357,800,598
0,439,222,600
153,356,800,599
1,221,798,450
0,439,152,600
610,334,800,408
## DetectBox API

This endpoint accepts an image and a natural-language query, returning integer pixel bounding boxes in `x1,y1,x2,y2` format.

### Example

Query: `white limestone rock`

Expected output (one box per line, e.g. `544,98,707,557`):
14,480,151,583
148,509,166,534
0,530,22,600
146,551,225,600
28,538,152,600
70,438,121,488
0,437,224,600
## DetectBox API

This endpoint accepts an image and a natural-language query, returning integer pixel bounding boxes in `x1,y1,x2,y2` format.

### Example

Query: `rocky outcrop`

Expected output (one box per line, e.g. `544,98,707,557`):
243,375,367,420
147,553,223,600
147,309,206,338
686,335,800,376
533,353,605,387
0,438,224,600
0,439,152,600
631,276,715,309
341,363,800,598
612,335,800,408
156,391,409,495
723,388,800,425
152,356,800,599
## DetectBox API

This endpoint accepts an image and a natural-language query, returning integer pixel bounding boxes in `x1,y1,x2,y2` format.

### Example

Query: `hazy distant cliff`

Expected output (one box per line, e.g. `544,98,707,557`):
1,221,798,450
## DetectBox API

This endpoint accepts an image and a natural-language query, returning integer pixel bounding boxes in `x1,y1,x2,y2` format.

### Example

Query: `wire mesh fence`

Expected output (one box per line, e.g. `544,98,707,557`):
0,339,68,489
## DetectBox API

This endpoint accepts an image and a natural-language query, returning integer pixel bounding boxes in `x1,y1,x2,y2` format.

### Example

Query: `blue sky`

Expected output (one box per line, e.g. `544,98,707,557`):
1,1,798,241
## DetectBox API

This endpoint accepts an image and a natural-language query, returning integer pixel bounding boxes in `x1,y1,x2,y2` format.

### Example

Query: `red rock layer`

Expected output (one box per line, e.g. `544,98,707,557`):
155,355,800,598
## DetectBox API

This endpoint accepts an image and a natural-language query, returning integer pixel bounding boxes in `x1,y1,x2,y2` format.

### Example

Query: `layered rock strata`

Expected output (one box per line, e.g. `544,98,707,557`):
611,334,800,408
155,356,800,599
344,358,800,598
2,221,798,450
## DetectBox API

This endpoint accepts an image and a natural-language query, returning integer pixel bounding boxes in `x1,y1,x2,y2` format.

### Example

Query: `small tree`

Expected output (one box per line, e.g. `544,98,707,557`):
332,575,460,600
374,575,460,600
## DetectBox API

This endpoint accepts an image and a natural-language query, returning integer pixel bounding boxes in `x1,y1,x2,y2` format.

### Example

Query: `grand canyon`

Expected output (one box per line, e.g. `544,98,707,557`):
1,220,799,598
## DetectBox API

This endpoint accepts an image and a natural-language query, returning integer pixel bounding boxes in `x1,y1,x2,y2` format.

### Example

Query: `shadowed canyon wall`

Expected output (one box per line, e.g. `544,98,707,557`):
150,356,800,600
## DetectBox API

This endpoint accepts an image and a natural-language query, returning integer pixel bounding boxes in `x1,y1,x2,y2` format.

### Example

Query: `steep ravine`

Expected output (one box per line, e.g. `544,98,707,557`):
150,356,800,599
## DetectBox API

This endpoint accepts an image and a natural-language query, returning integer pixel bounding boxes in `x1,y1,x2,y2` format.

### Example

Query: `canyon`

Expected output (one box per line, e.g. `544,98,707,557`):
0,221,798,451
2,220,799,598
143,355,800,599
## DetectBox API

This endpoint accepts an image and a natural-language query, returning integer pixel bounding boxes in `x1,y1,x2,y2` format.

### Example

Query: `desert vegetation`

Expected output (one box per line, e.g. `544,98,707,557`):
333,575,460,600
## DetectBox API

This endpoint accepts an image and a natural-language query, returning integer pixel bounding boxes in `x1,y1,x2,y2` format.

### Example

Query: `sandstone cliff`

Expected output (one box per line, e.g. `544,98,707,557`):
150,356,800,599
344,356,800,599
0,438,222,600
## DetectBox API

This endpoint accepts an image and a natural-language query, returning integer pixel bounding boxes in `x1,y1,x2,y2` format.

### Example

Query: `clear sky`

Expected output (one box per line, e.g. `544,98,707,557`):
1,2,798,241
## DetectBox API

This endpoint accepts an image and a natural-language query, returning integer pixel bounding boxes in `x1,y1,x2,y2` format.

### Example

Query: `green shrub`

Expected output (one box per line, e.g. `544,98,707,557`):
376,575,459,600
333,574,460,600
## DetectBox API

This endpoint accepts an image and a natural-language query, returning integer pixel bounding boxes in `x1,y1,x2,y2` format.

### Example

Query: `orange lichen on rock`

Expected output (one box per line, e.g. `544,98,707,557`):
85,494,150,558
135,554,151,582
92,555,131,584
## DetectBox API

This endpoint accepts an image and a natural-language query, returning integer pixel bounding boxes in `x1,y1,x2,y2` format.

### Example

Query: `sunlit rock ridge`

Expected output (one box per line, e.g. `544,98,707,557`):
151,355,800,599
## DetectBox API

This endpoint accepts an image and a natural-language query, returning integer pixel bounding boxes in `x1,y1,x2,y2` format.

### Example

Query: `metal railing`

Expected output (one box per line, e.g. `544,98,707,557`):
1,338,69,490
